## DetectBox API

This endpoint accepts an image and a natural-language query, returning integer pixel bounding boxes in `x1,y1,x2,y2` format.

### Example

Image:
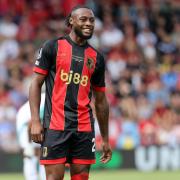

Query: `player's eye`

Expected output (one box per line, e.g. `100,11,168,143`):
79,18,87,22
90,18,95,23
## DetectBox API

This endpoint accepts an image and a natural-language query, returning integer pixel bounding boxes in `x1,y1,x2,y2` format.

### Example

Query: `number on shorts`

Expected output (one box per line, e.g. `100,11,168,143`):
92,138,95,152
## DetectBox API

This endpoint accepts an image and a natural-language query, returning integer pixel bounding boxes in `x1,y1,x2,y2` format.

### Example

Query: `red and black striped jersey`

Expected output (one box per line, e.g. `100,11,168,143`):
33,35,105,132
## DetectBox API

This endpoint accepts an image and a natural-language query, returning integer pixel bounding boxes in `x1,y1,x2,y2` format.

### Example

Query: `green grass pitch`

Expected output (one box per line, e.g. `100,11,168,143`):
0,170,180,180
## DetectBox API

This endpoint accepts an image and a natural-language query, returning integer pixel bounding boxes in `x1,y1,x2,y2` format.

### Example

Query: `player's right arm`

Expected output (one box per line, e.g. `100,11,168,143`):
29,39,56,143
29,73,45,143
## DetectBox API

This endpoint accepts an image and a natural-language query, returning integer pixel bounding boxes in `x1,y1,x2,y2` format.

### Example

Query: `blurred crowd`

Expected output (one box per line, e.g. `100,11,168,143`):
0,0,180,153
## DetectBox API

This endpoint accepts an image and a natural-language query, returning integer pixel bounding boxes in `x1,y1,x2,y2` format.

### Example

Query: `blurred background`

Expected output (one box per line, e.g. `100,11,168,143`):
0,0,180,179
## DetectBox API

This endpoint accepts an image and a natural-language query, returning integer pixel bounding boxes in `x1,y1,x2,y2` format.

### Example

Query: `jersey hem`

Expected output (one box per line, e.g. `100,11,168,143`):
40,157,66,164
47,127,94,132
72,159,96,164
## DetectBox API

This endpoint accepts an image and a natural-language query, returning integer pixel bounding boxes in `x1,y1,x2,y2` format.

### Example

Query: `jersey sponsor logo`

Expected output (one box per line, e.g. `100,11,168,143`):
86,57,94,69
42,147,48,157
60,69,88,86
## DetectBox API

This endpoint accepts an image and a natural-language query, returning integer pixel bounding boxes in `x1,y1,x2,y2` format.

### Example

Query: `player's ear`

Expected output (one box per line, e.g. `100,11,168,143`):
69,17,73,26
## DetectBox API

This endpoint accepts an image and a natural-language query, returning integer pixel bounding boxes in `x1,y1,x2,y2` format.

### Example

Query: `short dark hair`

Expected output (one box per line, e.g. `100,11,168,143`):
65,5,92,27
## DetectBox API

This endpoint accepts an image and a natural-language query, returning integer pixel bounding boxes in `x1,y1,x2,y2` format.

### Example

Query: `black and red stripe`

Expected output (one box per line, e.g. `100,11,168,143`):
50,39,72,130
64,43,84,130
77,47,97,132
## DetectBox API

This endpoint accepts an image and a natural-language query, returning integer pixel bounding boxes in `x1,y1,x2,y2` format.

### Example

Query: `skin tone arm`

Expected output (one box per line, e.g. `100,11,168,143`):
29,73,46,143
94,91,112,163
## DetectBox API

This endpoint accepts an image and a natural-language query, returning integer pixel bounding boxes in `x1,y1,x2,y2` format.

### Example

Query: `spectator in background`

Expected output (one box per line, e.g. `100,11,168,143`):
155,107,177,147
100,13,124,52
0,13,18,38
0,94,18,152
106,46,126,83
136,26,157,49
117,96,140,150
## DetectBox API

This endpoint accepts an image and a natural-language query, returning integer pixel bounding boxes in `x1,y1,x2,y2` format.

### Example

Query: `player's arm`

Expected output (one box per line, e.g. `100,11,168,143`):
94,91,109,143
94,90,112,163
29,73,45,143
92,53,112,163
29,39,55,143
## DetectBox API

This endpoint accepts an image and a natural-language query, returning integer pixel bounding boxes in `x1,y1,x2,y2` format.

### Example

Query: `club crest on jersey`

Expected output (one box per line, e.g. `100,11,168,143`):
86,58,94,69
42,147,48,157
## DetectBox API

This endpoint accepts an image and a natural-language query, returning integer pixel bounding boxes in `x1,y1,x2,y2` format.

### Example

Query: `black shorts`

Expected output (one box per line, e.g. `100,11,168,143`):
40,129,96,165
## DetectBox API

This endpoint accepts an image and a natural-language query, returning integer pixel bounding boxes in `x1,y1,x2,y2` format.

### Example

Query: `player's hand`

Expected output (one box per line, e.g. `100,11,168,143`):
29,120,44,143
100,142,112,164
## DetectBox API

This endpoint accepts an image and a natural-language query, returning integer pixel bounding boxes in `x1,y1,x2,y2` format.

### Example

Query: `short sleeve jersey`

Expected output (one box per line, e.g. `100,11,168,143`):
33,35,106,132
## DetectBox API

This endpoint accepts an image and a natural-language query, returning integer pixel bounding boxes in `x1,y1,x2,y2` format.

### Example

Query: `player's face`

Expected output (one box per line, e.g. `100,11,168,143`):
72,8,95,40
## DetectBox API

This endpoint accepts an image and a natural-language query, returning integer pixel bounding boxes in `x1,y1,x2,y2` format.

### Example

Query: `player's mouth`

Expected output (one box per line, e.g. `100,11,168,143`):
82,28,93,34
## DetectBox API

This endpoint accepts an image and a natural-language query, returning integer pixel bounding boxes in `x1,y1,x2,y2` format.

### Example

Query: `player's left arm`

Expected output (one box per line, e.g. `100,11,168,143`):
94,90,112,163
92,52,112,163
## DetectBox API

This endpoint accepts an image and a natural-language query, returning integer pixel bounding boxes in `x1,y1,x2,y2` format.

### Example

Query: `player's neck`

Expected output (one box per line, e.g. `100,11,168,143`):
69,32,87,46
